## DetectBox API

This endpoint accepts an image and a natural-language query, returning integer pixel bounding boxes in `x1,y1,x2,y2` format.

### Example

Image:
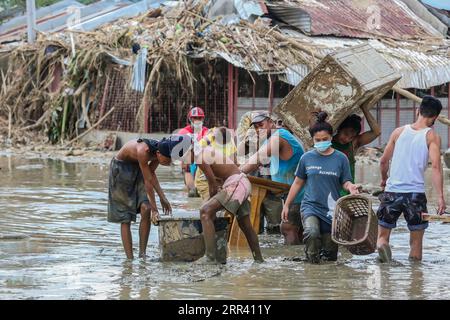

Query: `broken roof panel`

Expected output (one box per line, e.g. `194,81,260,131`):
279,28,450,89
267,0,443,39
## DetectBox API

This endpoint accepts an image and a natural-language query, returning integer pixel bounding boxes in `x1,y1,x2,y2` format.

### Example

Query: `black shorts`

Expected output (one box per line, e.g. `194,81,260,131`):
377,192,428,231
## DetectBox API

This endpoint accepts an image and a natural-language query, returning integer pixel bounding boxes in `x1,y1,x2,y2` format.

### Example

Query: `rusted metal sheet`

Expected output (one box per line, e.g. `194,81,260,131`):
267,0,442,39
273,44,401,148
158,216,229,262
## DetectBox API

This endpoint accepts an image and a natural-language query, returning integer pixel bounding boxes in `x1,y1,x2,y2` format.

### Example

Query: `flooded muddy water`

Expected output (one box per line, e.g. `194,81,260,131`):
0,155,449,300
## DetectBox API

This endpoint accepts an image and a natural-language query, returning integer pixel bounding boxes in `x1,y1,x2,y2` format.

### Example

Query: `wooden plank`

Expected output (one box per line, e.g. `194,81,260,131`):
228,186,267,247
247,175,290,194
422,213,450,223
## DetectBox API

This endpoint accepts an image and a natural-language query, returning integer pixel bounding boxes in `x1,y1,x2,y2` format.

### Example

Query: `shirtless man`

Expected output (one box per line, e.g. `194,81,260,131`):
108,135,191,259
184,131,264,263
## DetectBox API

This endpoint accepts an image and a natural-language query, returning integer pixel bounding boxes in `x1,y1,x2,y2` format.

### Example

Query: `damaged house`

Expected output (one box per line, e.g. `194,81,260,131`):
0,0,450,148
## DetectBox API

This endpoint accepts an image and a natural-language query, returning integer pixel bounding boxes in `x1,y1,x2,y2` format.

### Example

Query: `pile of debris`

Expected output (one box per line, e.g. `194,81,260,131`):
356,146,384,165
0,0,318,145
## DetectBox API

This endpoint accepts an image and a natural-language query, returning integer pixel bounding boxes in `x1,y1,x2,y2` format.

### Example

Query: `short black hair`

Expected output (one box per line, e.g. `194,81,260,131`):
338,114,362,134
309,112,333,137
419,96,442,118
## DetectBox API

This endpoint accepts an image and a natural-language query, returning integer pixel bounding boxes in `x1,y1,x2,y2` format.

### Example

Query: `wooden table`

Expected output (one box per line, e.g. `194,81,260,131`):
228,175,291,247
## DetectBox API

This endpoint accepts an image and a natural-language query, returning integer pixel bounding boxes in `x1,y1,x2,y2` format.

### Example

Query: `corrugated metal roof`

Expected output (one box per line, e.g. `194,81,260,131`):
278,28,450,89
267,0,443,39
0,0,133,43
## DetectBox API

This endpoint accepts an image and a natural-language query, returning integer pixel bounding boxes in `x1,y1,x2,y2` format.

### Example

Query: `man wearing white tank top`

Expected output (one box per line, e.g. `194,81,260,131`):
377,96,446,262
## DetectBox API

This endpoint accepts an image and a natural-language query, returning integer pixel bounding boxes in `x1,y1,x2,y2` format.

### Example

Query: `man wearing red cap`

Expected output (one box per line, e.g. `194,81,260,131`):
178,106,209,197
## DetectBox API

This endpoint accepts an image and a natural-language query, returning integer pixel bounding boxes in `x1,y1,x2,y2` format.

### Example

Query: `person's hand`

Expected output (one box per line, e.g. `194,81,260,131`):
348,183,360,195
151,209,160,225
281,205,289,223
209,184,219,198
380,179,387,191
160,197,172,215
437,197,446,215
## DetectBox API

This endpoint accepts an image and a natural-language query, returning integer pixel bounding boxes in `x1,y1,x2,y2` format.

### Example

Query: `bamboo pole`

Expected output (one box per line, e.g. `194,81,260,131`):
392,85,450,126
60,97,69,144
8,108,12,141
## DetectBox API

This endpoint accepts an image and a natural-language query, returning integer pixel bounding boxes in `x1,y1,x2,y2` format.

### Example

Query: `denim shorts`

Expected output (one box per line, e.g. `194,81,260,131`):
377,192,428,231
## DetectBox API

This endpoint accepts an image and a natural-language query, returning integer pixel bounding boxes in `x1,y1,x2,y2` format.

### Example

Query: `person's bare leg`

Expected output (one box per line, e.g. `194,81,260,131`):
199,198,223,261
281,222,300,245
409,229,425,261
237,216,264,262
377,225,392,263
139,203,151,258
121,223,133,259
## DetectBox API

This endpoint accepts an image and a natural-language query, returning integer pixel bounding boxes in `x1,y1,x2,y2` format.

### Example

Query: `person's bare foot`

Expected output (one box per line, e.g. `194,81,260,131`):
408,256,422,263
377,244,392,263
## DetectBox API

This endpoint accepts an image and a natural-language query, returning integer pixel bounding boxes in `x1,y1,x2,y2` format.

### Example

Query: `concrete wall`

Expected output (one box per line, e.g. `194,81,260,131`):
80,129,167,149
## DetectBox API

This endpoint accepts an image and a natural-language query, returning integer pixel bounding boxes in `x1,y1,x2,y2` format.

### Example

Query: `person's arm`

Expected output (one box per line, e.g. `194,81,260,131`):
355,105,381,149
428,131,446,214
240,135,277,174
340,155,359,195
148,160,172,215
198,163,219,198
137,151,160,221
281,177,305,222
379,127,402,190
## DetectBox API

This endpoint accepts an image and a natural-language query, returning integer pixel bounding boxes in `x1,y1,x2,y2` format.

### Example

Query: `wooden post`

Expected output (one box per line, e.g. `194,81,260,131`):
252,79,256,111
268,74,274,113
26,0,36,44
227,63,234,128
377,101,382,146
396,91,400,128
233,66,239,128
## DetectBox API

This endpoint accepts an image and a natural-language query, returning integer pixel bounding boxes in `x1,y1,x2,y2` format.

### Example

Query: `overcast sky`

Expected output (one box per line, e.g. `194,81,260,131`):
421,0,450,10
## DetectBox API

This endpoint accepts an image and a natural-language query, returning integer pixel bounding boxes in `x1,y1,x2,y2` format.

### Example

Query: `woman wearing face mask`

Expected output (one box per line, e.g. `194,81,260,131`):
281,112,360,263
332,105,381,195
178,107,209,197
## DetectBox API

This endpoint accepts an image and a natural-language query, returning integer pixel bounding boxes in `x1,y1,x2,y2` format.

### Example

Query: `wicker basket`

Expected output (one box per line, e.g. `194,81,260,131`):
331,195,378,255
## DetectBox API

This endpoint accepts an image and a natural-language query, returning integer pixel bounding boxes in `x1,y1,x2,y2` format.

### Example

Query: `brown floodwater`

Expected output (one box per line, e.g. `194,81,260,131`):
0,154,449,300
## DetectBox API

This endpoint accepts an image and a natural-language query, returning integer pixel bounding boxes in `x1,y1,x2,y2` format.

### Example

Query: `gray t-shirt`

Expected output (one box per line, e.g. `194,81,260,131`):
295,149,352,225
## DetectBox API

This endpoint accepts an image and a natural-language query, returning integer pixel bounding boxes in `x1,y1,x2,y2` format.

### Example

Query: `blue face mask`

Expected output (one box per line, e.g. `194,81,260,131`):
314,140,332,152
